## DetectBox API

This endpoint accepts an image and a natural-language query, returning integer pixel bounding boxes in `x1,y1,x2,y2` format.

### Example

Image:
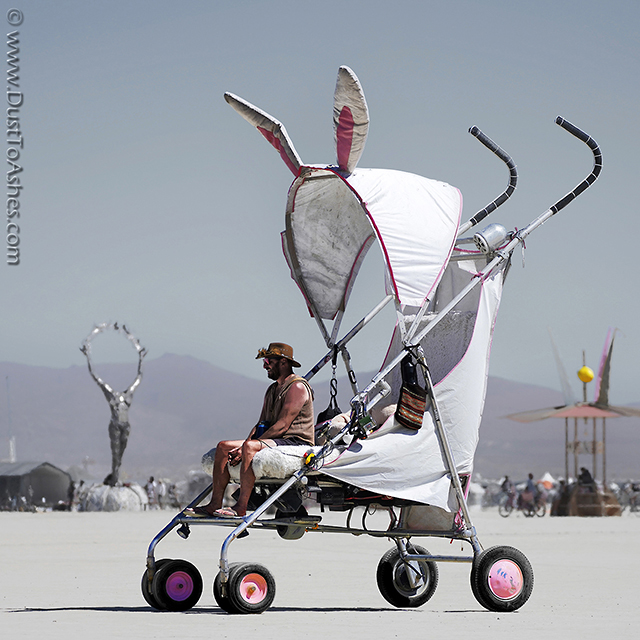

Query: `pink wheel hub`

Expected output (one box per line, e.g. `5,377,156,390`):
239,573,268,604
165,571,194,601
488,559,523,600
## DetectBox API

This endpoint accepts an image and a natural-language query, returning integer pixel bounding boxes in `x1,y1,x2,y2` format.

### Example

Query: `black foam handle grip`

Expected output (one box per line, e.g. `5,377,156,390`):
470,126,513,166
556,117,590,145
467,127,518,227
550,117,602,214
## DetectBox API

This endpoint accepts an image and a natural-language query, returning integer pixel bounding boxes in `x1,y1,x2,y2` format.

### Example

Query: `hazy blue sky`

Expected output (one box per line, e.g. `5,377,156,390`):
2,0,639,403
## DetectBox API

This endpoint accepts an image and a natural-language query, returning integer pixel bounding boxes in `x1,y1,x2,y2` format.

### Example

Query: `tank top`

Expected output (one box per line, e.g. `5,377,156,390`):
263,375,315,445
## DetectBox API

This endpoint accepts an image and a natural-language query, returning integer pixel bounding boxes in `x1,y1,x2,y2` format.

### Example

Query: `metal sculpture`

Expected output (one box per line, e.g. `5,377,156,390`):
81,323,146,486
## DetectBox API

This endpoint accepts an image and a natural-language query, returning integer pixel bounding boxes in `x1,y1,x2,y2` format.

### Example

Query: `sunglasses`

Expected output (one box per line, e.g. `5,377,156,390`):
263,357,284,365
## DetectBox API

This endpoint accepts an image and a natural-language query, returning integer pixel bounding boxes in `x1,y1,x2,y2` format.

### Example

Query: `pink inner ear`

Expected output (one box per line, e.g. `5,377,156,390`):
336,106,354,171
258,126,298,175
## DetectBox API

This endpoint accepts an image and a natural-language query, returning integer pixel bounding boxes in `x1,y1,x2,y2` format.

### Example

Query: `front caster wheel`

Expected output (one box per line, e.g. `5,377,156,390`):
216,563,276,614
470,545,534,612
376,544,438,608
141,559,171,610
213,563,242,614
152,559,203,611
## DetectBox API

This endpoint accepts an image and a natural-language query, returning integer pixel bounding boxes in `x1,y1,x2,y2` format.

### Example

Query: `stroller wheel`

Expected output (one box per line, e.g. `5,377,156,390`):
275,507,307,540
376,545,438,608
220,563,276,614
152,559,203,611
141,559,172,610
470,545,534,612
214,563,243,613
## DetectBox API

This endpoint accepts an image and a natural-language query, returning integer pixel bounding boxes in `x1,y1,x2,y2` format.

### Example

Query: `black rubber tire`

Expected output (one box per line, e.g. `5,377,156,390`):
470,545,534,612
152,559,203,611
498,500,513,518
275,507,307,540
376,544,438,608
141,559,172,610
535,502,546,517
226,563,276,614
213,563,243,614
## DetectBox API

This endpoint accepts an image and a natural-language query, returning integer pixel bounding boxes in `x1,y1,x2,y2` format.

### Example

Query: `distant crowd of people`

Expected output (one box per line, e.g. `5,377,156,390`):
499,473,547,512
144,476,179,510
490,466,639,517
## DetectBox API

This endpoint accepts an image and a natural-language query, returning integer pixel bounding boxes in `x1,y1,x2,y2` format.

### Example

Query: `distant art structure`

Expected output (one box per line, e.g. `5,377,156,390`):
81,323,147,486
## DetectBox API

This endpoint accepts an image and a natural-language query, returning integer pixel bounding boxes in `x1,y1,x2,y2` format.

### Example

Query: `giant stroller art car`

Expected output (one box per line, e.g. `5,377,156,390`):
142,66,601,614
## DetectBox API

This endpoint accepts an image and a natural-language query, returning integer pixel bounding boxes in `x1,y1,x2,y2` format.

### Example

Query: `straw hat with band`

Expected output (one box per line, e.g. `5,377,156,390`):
256,342,301,368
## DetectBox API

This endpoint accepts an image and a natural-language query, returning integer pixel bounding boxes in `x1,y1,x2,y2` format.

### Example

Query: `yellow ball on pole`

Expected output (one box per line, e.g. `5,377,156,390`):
577,365,594,383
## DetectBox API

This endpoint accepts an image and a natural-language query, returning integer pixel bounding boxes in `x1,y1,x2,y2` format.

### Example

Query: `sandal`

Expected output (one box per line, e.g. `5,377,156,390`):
213,507,240,519
184,505,214,517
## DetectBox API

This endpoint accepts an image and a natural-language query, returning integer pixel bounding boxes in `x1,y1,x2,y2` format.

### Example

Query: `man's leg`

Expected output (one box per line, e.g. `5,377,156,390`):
234,439,274,516
201,439,244,514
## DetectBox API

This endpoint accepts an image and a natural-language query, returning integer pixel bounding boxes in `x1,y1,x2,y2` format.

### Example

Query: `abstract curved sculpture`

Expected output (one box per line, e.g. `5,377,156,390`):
81,322,147,486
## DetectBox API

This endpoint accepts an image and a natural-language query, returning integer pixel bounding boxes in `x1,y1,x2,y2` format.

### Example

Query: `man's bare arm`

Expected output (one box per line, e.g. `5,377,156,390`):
259,381,309,439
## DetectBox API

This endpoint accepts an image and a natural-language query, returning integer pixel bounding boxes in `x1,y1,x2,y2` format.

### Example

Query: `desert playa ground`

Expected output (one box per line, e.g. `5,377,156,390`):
1,507,638,639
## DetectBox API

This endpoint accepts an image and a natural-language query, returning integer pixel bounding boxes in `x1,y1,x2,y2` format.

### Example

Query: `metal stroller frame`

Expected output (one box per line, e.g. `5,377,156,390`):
142,83,601,613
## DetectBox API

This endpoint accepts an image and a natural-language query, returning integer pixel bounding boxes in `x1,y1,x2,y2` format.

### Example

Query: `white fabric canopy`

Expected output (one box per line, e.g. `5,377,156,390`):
322,256,507,509
283,167,462,319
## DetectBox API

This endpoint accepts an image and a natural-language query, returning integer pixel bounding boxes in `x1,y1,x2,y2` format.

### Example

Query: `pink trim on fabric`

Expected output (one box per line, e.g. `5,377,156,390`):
287,168,374,316
453,474,472,530
324,168,400,300
453,247,482,255
287,173,305,213
258,126,298,176
336,106,354,172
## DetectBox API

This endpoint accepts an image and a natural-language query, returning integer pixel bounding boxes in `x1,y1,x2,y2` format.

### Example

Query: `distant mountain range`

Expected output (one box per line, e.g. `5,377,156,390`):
1,354,638,483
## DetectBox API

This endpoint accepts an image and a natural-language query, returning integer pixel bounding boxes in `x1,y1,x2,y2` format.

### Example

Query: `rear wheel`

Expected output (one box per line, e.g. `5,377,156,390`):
152,559,203,611
470,546,533,612
376,544,438,608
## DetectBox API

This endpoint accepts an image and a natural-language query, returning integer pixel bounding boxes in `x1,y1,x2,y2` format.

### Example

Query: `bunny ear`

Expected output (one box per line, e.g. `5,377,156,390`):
224,92,302,175
333,66,369,175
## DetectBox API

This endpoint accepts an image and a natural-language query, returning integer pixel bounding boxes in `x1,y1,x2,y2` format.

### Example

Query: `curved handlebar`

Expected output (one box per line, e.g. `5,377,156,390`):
458,127,518,235
549,117,602,214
